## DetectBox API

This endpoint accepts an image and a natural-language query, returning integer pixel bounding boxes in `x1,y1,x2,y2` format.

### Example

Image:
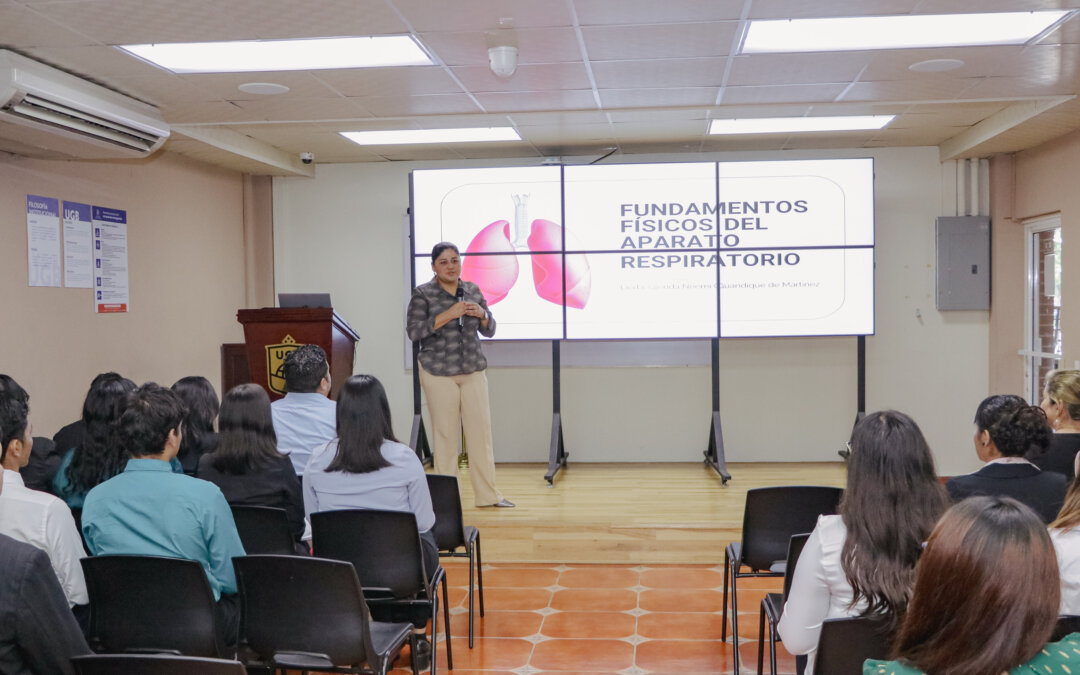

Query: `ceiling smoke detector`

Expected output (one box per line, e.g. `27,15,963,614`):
488,45,517,78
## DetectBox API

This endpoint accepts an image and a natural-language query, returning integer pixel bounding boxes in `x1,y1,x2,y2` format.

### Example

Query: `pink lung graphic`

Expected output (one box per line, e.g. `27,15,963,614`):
527,219,591,309
461,220,519,304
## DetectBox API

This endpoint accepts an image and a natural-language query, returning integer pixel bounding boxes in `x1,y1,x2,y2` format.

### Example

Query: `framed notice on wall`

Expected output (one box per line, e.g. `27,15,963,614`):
92,206,129,313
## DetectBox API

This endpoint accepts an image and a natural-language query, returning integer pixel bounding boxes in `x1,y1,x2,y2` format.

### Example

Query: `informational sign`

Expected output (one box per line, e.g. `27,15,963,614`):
62,201,93,288
410,159,875,340
26,194,61,287
92,206,129,313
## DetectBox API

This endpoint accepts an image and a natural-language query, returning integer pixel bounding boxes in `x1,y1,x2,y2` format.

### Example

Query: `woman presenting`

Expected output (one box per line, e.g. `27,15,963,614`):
407,242,513,508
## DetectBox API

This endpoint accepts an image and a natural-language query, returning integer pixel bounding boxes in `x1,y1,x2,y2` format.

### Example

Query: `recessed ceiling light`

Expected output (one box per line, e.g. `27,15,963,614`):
237,82,290,95
741,10,1074,54
340,127,523,145
909,58,965,73
709,116,895,135
118,36,433,74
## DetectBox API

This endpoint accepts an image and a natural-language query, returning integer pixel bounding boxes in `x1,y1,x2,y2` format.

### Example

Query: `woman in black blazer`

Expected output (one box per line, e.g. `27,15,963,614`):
947,394,1065,523
197,384,306,551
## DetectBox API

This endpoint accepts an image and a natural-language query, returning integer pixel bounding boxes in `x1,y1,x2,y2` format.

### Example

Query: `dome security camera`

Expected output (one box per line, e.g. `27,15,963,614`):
488,45,518,78
300,152,314,164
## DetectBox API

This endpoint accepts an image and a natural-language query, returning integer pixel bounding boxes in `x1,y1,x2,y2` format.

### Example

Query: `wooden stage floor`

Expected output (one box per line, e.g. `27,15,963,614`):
444,461,846,564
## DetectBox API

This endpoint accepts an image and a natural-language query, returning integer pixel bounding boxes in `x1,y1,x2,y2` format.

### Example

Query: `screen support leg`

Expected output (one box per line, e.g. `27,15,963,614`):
704,338,731,484
842,335,867,460
410,342,432,466
545,339,567,486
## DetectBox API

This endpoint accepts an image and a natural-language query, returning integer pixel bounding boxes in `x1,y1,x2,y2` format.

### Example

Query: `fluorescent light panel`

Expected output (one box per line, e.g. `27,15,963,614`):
341,127,522,145
119,36,432,73
741,10,1074,54
709,116,894,135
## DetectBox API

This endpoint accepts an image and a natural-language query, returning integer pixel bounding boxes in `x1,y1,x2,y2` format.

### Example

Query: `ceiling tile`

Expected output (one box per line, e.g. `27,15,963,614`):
592,58,726,89
230,97,372,121
29,0,241,44
475,89,598,112
354,93,481,116
721,83,849,105
452,62,592,92
607,109,708,123
574,0,746,25
214,0,408,38
612,120,708,141
582,22,738,60
314,66,464,97
519,123,616,143
157,100,254,124
368,146,466,161
861,46,1020,80
600,87,720,108
178,72,341,100
839,78,985,102
726,53,871,87
509,110,610,126
420,27,582,67
953,77,1077,99
393,0,574,32
699,136,788,152
0,4,94,47
748,0,919,19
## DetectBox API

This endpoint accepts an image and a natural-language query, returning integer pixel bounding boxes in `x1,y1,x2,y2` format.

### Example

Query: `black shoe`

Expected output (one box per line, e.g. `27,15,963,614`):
412,635,432,672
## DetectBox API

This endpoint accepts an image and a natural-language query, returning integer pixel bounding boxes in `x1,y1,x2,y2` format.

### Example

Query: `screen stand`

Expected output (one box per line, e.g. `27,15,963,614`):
409,342,433,466
704,338,731,484
545,339,568,486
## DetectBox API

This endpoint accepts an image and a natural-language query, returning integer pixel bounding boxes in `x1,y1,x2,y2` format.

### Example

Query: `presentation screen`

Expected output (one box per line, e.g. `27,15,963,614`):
410,158,874,340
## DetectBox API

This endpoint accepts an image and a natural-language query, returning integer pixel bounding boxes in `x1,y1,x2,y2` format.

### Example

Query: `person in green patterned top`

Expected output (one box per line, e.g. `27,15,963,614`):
864,495,1079,675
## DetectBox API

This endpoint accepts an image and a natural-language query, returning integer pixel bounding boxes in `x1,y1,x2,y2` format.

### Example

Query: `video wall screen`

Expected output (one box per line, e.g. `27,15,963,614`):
410,158,874,340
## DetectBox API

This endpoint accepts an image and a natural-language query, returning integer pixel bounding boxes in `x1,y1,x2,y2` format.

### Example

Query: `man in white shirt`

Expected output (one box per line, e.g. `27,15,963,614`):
270,345,337,475
0,375,88,611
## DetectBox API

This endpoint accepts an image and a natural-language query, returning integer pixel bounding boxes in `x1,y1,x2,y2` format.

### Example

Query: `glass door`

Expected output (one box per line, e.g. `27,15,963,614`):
1023,215,1062,402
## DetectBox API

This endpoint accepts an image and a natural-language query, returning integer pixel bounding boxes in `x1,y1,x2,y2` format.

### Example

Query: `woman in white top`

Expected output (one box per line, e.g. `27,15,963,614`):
1049,451,1080,614
777,410,948,673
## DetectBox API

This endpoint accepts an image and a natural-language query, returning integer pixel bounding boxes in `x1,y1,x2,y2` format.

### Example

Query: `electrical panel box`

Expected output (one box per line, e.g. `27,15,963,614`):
936,216,990,310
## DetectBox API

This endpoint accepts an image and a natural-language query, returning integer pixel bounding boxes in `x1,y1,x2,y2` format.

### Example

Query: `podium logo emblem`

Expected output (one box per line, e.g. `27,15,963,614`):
266,334,302,395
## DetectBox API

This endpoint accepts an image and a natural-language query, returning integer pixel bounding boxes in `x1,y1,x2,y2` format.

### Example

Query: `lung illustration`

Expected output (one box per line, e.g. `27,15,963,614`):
527,219,591,309
461,220,519,305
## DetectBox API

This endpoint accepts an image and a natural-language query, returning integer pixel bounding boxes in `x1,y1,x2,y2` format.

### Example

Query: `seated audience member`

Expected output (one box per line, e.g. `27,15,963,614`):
1050,469,1080,614
865,496,1076,675
20,435,61,493
1033,369,1080,479
53,373,136,508
303,374,438,667
0,375,89,614
946,394,1065,523
81,383,247,645
0,533,91,675
778,411,948,673
271,344,336,475
197,383,307,553
171,376,220,475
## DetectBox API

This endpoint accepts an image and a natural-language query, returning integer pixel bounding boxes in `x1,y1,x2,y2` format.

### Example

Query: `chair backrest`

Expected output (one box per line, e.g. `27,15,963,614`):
812,616,891,675
426,473,468,551
1052,614,1080,642
230,506,295,555
233,555,375,667
740,486,843,571
310,509,428,598
781,532,812,601
71,654,246,675
80,555,221,657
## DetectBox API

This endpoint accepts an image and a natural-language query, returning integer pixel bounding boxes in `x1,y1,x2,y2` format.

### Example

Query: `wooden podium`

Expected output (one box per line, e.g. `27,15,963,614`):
236,308,359,401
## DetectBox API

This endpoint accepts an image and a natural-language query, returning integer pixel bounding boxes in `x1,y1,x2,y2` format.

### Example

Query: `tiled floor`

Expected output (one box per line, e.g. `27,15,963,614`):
380,560,798,675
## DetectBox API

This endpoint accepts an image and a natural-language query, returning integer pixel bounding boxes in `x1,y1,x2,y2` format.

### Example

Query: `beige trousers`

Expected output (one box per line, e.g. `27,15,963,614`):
418,365,504,506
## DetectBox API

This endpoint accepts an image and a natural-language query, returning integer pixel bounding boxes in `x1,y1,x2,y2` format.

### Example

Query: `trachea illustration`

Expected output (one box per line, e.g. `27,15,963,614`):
461,197,591,308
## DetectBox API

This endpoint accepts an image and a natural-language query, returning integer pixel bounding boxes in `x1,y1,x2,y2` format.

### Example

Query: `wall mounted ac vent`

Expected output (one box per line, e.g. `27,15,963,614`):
0,49,169,159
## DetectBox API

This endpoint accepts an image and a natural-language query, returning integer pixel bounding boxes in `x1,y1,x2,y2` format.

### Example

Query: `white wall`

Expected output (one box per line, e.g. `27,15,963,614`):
273,146,988,476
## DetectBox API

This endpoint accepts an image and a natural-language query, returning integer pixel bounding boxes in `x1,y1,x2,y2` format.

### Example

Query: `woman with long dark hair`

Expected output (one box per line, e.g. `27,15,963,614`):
53,373,136,508
865,496,1077,675
303,374,437,573
197,384,305,552
171,376,219,475
778,410,949,673
947,394,1065,523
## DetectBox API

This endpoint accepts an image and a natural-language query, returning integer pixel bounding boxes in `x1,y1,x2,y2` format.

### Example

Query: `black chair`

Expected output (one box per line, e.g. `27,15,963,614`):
311,509,453,673
1052,615,1080,641
722,486,842,674
71,653,246,674
233,555,414,675
426,474,484,648
80,555,223,657
757,532,811,675
230,506,297,555
812,615,890,674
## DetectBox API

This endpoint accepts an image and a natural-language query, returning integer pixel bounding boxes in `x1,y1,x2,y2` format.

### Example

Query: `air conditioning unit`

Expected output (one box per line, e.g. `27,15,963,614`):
0,49,169,159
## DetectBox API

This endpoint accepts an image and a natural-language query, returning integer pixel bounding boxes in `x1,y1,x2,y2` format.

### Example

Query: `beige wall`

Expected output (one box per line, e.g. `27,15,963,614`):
989,128,1080,396
274,147,990,475
0,151,251,438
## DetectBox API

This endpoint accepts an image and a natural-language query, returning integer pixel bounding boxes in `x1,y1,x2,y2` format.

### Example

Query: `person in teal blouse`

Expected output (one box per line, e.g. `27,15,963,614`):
864,495,1078,675
81,383,246,644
